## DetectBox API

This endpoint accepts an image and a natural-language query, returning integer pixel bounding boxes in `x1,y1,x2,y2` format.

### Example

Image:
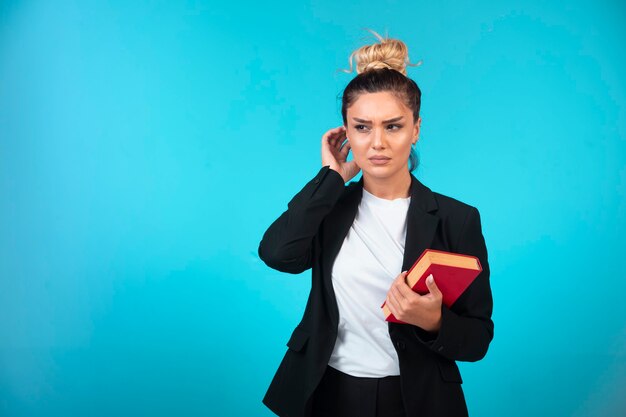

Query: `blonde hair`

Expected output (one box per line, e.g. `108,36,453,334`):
338,28,423,172
340,28,422,76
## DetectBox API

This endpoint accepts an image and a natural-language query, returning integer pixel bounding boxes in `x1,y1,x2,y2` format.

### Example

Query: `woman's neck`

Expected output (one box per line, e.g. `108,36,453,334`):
362,170,412,200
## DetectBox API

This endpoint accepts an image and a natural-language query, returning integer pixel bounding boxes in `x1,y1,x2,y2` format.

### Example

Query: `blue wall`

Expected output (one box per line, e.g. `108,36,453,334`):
1,1,625,416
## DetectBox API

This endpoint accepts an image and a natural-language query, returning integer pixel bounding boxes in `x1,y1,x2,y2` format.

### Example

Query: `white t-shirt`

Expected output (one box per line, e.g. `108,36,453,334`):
327,187,411,377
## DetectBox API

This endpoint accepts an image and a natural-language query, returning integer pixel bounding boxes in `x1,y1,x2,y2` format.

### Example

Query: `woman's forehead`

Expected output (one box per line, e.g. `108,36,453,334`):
348,92,411,121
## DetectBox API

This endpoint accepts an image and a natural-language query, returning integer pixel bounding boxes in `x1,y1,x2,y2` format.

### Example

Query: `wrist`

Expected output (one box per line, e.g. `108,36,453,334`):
428,311,442,333
327,166,346,182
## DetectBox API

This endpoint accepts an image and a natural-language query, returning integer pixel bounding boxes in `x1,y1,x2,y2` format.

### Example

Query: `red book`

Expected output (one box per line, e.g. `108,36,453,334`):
381,249,482,323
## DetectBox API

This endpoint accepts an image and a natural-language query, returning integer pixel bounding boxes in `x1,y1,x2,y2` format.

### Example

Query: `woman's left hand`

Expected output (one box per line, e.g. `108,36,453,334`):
385,271,443,333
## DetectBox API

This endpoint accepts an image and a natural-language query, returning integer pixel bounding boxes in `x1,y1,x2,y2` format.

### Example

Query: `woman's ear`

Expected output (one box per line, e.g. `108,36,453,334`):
413,116,421,143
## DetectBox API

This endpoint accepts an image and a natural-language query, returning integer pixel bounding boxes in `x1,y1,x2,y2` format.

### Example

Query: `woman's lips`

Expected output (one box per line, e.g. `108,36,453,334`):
369,157,391,165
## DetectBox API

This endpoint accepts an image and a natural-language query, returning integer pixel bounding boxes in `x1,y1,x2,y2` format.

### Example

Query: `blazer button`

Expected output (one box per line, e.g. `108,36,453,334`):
396,340,406,350
437,346,444,352
314,178,320,183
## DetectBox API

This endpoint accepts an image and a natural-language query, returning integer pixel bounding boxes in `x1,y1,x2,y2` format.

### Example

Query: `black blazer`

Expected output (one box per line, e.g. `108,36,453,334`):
258,165,494,417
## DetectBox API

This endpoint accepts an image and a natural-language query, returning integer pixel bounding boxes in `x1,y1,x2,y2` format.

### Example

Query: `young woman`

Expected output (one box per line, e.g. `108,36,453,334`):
258,30,494,417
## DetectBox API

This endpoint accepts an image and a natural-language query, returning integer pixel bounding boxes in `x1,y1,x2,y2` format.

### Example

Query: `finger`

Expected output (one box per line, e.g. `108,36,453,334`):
329,126,345,137
322,137,333,153
328,136,341,151
390,281,407,304
386,291,400,318
325,133,336,147
339,140,351,155
324,134,342,153
332,131,347,147
322,128,343,144
333,137,345,151
322,138,335,156
425,274,442,298
396,275,419,300
389,271,409,301
337,143,348,159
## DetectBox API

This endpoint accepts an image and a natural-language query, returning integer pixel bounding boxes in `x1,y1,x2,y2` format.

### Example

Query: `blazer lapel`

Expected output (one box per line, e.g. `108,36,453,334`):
402,173,440,271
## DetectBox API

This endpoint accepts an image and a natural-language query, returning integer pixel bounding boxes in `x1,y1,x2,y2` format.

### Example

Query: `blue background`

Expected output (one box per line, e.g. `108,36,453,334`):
1,1,625,416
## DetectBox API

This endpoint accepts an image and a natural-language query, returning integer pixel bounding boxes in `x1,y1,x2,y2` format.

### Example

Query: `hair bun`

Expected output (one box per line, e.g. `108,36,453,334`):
342,29,422,76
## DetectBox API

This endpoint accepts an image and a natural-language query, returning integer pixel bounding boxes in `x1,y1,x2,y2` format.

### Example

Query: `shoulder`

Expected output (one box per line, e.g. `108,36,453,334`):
430,189,482,240
432,191,477,216
426,189,487,256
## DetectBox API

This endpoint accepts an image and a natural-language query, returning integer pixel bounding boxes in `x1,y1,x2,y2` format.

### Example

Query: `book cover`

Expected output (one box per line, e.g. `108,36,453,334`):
381,249,482,324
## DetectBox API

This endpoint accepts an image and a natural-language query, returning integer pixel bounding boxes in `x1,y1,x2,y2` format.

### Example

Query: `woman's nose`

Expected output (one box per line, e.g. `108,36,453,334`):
371,129,385,149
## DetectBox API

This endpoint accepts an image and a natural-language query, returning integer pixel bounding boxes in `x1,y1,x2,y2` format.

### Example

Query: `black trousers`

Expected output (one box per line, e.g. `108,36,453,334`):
310,365,406,417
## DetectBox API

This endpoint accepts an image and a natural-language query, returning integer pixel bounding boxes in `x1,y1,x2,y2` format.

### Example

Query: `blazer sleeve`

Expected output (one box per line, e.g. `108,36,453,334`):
258,165,346,274
412,206,494,362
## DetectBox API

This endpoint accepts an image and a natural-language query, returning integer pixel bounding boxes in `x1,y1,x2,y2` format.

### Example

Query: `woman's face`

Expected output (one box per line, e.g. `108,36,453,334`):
345,91,421,181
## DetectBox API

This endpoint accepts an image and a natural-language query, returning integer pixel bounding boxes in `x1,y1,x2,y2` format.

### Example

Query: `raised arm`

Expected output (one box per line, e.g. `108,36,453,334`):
259,125,361,274
258,165,346,274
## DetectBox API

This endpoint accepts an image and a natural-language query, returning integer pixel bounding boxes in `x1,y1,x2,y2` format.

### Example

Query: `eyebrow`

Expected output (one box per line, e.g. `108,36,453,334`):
351,116,404,123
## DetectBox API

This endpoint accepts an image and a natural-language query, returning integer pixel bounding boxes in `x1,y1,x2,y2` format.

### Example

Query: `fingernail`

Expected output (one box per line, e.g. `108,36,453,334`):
427,275,433,283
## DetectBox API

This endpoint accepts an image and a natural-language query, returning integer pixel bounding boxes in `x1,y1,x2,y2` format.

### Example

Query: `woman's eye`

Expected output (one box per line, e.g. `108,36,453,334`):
353,124,402,131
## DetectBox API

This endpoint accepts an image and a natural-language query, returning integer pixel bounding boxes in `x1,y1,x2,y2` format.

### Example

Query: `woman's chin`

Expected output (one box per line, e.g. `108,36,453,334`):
362,166,400,179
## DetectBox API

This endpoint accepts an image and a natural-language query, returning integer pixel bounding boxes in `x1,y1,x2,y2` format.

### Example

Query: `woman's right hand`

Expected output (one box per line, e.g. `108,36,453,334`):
321,126,361,183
